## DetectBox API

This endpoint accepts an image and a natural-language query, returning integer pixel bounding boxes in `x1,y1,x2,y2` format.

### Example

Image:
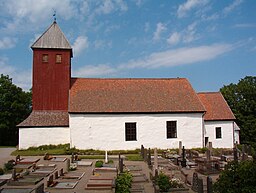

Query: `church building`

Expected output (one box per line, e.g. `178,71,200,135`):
18,22,239,150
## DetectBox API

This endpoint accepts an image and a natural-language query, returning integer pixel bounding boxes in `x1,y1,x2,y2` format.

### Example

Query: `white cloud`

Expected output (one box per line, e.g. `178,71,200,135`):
223,0,243,15
167,32,181,45
73,64,118,77
0,57,31,91
72,36,89,56
183,22,198,43
177,0,209,18
93,40,112,49
0,37,17,49
120,44,234,69
153,22,167,41
0,0,77,33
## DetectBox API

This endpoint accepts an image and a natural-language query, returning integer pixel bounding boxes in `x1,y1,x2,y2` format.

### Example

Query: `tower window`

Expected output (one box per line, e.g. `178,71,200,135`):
42,54,48,63
56,54,62,63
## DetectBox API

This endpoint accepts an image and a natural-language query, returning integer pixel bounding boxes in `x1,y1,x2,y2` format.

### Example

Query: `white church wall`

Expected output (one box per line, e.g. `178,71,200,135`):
70,113,204,150
19,127,70,149
204,121,234,148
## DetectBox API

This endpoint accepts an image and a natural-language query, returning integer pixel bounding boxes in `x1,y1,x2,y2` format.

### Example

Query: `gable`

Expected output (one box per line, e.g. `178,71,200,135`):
69,78,206,113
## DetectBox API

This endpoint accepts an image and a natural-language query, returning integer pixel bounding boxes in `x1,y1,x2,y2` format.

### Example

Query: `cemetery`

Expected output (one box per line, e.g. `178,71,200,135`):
0,142,254,193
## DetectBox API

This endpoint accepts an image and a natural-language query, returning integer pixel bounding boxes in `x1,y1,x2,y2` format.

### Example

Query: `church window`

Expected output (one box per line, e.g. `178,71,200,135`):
125,122,137,141
42,54,48,63
56,54,62,63
216,127,222,139
167,121,177,138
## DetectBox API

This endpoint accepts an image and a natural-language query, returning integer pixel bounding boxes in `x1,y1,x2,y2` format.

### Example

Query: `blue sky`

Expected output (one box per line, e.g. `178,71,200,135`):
0,0,255,91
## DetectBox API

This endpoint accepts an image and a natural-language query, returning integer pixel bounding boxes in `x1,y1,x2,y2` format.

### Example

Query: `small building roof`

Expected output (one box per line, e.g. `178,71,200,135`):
69,78,206,113
31,21,72,50
197,92,235,121
18,111,69,127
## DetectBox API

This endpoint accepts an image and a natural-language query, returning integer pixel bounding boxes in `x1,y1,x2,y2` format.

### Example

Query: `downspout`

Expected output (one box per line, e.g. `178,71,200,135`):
202,112,206,148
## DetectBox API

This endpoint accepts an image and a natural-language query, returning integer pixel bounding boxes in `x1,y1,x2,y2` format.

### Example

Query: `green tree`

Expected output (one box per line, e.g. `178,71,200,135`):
213,160,256,193
220,76,256,148
0,74,31,146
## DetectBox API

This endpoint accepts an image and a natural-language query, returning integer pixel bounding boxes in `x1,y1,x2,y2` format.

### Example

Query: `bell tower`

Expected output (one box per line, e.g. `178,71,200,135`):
31,21,73,111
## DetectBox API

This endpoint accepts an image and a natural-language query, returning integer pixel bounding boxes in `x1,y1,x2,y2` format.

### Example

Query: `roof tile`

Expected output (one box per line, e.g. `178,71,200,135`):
198,92,235,121
69,78,206,113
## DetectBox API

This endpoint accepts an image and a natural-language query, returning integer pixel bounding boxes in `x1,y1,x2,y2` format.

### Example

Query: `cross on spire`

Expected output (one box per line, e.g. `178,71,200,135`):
53,10,57,22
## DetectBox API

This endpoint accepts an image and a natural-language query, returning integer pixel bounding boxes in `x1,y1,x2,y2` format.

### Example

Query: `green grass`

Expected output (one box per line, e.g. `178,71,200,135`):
126,154,143,161
11,148,67,156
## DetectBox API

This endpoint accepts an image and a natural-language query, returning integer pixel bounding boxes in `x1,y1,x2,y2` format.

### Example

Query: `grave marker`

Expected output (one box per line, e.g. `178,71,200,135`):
148,148,151,167
12,169,17,181
59,168,64,176
35,183,44,193
207,176,213,193
153,148,158,176
71,153,74,163
181,146,186,167
141,145,144,158
105,150,108,164
179,141,182,156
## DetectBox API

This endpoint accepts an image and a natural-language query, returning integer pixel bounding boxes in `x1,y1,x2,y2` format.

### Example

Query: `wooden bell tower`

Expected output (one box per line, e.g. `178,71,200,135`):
31,21,73,111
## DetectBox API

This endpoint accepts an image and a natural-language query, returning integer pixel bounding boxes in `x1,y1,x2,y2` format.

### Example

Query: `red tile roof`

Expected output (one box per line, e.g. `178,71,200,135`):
18,111,69,127
197,92,235,121
69,78,206,113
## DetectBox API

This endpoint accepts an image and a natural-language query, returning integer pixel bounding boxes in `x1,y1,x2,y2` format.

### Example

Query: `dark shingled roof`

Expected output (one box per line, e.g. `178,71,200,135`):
18,111,69,127
69,78,206,113
198,92,235,121
31,21,72,50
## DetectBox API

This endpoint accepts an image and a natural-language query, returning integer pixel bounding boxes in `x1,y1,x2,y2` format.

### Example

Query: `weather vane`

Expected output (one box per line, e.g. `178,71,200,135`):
53,10,57,22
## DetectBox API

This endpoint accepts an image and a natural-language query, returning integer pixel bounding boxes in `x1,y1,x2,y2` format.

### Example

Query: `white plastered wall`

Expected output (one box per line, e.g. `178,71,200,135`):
70,113,204,150
204,121,234,148
19,127,70,149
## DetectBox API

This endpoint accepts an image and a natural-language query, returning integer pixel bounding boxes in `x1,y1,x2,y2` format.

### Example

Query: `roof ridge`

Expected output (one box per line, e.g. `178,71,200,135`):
198,91,220,94
71,77,187,80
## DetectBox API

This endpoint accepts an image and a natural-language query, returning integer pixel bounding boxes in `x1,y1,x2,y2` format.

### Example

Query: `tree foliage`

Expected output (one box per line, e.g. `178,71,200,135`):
213,160,256,193
220,76,256,148
0,74,31,146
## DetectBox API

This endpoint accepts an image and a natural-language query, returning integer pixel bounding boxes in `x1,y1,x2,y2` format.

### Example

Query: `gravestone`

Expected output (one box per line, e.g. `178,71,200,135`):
192,172,199,191
105,150,108,164
207,176,213,193
144,149,148,162
35,183,44,193
71,153,74,163
206,149,211,161
74,153,78,161
47,175,54,187
141,145,144,158
181,146,186,167
54,170,58,179
233,147,238,162
59,168,64,176
119,158,123,173
153,148,158,176
147,148,152,167
208,142,212,155
16,155,20,163
198,178,204,193
179,141,182,156
66,158,70,172
12,169,17,181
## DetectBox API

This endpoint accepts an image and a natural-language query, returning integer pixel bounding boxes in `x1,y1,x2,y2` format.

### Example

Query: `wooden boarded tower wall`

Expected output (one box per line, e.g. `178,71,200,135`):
31,21,73,111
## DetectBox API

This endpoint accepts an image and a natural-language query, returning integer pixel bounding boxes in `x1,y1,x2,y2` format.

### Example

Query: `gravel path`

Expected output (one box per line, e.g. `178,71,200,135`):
0,148,16,168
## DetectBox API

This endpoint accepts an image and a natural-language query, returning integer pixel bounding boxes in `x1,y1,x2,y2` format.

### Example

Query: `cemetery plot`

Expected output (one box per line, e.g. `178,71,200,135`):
85,178,115,190
54,181,78,189
61,171,85,180
50,157,67,162
16,158,40,164
77,160,93,166
125,165,142,172
0,188,34,193
7,176,43,186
